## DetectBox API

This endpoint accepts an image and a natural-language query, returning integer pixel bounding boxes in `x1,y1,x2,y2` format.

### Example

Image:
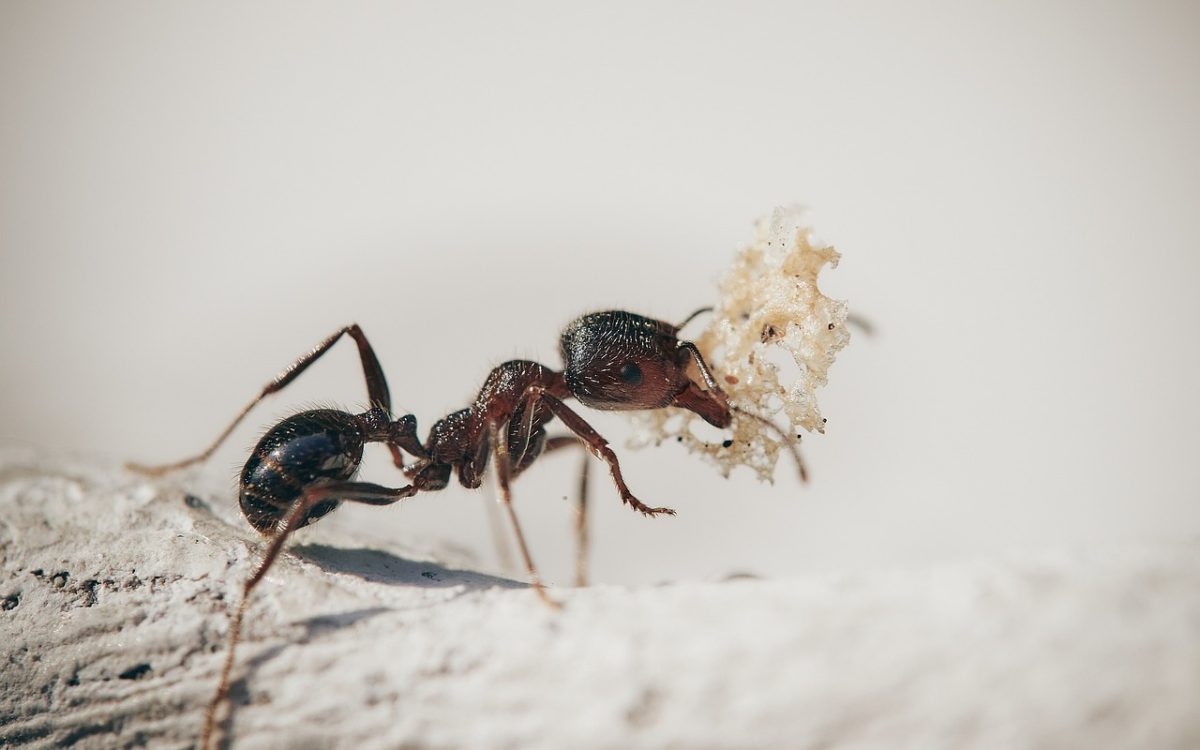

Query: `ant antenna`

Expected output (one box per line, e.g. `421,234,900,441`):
675,341,721,392
676,306,714,331
847,312,875,336
730,405,810,483
673,339,809,483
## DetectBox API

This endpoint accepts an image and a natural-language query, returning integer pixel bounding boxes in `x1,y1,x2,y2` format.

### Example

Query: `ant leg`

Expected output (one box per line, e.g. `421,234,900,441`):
574,452,590,586
528,389,675,518
542,436,592,587
486,436,585,579
487,422,561,610
536,435,582,458
480,484,517,575
847,312,875,336
571,447,591,586
202,480,417,750
129,325,393,476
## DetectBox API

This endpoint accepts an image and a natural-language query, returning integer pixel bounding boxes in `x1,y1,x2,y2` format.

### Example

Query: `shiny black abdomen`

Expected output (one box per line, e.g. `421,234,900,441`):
239,409,365,534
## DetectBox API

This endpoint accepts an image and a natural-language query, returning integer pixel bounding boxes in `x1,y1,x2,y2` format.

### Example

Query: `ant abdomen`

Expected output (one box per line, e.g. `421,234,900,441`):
238,409,365,534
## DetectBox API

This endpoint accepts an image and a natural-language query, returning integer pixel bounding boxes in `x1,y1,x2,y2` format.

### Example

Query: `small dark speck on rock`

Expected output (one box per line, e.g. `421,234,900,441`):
625,687,663,728
184,494,206,509
722,439,734,448
52,572,69,589
723,571,762,582
118,663,152,680
2,593,19,611
82,580,99,607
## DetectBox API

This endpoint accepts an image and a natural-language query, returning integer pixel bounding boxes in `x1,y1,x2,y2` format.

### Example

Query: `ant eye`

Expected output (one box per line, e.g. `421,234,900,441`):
561,311,689,410
620,362,643,385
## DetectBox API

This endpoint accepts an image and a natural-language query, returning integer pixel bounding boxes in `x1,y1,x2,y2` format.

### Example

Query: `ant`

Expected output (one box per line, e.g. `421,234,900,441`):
128,308,805,749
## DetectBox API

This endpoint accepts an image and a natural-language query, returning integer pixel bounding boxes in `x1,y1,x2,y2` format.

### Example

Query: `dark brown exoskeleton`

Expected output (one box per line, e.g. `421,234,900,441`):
127,309,799,749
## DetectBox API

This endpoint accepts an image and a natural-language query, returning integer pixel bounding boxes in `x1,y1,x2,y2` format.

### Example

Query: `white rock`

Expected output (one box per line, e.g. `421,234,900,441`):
1,449,1198,749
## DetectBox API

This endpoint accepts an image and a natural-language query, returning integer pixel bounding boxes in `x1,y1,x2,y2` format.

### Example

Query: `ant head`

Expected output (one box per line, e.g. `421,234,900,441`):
559,310,731,428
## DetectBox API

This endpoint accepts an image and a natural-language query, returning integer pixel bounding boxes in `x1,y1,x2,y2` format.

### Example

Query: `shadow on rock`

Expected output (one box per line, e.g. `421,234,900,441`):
297,605,394,638
292,543,524,591
218,606,397,748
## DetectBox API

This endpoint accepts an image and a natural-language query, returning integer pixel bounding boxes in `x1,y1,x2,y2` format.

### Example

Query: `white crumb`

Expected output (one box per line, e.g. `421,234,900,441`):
630,206,850,481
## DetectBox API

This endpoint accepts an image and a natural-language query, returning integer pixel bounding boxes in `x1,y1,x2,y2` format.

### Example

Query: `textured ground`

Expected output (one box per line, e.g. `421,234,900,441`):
1,449,1198,749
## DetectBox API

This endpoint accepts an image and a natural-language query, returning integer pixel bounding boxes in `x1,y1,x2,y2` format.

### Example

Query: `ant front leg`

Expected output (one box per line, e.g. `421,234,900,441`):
525,387,675,518
203,479,417,750
128,324,399,476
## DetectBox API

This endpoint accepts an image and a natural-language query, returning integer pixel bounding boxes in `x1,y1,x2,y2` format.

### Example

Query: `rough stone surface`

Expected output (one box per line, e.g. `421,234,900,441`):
2,449,1198,749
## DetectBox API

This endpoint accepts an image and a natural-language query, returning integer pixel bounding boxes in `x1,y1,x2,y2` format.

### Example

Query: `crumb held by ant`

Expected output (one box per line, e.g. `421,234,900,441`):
629,205,850,481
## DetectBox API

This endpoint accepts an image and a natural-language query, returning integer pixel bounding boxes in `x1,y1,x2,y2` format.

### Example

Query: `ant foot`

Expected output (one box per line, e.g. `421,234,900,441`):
530,581,563,610
623,494,676,517
124,461,173,477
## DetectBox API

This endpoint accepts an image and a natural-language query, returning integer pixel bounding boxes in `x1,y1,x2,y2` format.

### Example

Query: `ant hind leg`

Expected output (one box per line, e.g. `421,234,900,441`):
487,422,561,610
202,480,416,750
540,436,592,587
128,324,392,476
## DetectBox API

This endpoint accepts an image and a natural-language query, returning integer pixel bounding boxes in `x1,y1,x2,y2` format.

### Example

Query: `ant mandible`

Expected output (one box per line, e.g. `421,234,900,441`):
128,308,802,748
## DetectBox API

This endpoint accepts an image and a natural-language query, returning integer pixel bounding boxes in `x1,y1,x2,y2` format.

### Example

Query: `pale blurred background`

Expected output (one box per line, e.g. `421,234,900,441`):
2,1,1197,586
